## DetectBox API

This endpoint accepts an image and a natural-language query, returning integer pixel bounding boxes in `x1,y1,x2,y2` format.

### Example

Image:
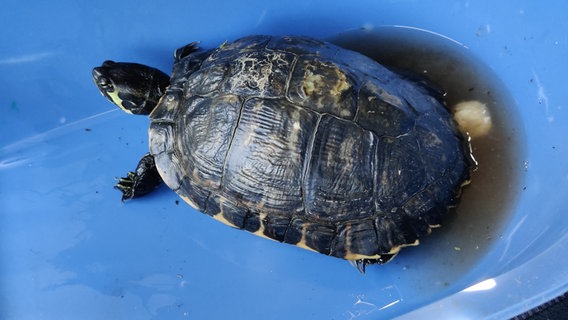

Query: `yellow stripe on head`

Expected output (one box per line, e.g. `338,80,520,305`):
105,89,133,114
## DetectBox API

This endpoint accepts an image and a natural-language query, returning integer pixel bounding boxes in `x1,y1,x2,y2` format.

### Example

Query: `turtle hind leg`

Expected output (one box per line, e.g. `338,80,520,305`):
115,153,162,201
352,255,396,274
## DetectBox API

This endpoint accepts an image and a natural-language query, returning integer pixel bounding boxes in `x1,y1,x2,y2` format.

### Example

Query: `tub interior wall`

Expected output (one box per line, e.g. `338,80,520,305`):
1,1,567,319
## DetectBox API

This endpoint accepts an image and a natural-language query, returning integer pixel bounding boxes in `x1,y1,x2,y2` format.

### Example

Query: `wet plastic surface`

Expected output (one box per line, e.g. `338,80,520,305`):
1,1,568,319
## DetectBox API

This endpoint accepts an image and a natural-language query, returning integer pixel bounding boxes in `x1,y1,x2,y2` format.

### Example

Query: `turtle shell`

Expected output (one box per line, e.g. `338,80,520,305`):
148,35,471,263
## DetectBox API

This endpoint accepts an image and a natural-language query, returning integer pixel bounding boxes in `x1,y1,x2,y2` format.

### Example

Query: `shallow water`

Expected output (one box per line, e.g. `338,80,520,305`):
330,26,525,283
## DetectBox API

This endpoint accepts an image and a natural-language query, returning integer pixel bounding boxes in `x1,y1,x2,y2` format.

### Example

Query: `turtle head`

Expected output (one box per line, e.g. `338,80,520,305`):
92,61,170,115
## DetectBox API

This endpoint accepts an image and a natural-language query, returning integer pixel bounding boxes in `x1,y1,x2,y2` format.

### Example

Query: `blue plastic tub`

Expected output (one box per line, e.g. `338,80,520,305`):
2,1,567,319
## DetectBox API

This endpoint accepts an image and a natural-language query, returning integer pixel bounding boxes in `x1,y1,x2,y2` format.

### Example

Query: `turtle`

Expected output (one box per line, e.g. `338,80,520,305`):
92,35,473,272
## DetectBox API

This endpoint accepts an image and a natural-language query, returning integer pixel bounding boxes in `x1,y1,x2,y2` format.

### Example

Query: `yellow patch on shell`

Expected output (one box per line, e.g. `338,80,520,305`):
302,67,351,98
343,239,420,261
295,240,318,253
302,70,324,96
343,252,383,261
295,223,318,253
179,194,200,211
209,196,239,228
252,213,271,239
330,68,350,96
211,212,238,228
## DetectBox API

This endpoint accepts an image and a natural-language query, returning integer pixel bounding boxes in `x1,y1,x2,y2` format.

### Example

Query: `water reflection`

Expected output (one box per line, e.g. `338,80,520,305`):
0,51,54,64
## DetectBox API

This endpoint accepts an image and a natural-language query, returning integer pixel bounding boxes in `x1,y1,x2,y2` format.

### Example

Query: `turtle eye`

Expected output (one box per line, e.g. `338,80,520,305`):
92,68,114,92
96,77,110,89
97,77,114,93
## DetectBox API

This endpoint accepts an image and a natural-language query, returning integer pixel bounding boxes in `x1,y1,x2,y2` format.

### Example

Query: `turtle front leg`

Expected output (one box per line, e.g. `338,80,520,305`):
115,153,162,201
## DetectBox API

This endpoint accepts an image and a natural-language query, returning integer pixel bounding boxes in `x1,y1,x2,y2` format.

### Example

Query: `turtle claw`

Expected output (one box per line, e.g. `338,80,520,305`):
350,259,373,273
354,259,368,274
115,172,137,201
351,254,397,273
174,42,200,62
114,153,163,201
